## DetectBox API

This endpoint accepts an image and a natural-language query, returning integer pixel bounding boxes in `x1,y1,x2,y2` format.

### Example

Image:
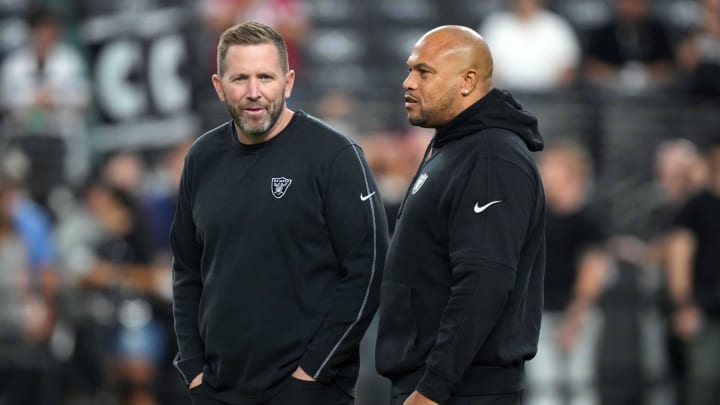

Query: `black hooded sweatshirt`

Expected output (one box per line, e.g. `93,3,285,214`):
375,89,546,403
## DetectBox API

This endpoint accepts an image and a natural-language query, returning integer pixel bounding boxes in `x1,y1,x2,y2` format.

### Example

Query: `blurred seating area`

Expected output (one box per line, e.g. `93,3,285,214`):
0,0,719,404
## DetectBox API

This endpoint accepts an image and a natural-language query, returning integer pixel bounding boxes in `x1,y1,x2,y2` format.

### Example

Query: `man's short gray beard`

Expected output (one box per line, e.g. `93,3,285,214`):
237,117,272,136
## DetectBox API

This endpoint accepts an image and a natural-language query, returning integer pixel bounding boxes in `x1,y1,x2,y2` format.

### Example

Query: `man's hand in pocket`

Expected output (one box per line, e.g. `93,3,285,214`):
189,373,204,389
291,367,316,381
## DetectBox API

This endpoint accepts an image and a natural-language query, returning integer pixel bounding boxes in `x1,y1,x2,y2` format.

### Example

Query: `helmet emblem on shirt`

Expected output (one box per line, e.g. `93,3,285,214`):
271,177,293,199
411,173,428,195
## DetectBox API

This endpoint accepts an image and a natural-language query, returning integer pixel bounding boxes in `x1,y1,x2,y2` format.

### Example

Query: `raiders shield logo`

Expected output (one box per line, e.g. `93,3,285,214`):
411,173,428,195
271,177,293,199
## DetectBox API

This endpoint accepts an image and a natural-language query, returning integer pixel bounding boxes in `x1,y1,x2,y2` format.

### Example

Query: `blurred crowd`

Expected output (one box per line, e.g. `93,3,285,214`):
0,0,719,404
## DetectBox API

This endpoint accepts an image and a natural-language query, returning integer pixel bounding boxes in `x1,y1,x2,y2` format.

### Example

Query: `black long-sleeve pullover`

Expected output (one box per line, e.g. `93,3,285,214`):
376,89,546,403
171,111,388,404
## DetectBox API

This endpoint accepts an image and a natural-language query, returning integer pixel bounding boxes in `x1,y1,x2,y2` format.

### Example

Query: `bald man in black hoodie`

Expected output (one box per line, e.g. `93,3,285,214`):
375,26,546,405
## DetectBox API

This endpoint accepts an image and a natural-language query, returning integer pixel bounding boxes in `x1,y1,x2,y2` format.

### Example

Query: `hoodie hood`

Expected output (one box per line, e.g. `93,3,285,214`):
433,88,543,151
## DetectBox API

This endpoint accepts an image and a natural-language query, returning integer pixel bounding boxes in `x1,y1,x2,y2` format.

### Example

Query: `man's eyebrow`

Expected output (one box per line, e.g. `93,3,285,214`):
230,71,278,78
408,62,436,72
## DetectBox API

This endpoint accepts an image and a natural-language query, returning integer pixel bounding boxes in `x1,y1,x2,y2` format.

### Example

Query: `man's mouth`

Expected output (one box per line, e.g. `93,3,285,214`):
244,106,265,115
404,94,418,108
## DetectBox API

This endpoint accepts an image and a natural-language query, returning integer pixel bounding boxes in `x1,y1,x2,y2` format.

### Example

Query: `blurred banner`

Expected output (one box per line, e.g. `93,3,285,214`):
80,3,198,152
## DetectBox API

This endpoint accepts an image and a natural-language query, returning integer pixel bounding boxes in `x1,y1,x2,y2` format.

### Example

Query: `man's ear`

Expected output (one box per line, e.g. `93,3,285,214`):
284,69,296,99
212,73,225,102
462,69,478,95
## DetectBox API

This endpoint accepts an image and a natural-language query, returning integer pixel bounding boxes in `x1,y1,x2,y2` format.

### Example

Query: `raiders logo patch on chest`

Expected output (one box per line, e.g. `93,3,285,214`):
271,177,293,199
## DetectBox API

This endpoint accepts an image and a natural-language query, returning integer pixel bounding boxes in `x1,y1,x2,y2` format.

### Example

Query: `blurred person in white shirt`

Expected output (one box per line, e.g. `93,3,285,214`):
0,6,90,183
480,0,581,91
201,0,309,75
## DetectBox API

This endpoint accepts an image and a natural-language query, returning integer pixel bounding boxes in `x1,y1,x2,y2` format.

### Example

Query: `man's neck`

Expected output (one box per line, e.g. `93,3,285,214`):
514,6,539,21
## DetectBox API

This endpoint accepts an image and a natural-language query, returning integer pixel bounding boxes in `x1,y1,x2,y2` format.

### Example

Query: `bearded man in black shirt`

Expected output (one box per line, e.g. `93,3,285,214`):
171,22,388,405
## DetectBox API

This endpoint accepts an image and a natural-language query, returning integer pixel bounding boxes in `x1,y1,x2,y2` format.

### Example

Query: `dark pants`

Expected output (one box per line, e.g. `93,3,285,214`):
190,378,353,405
391,391,523,405
0,343,59,405
684,319,720,405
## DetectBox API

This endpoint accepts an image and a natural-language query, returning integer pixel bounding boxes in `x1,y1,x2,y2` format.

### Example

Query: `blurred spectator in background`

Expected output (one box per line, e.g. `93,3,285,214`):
2,165,59,342
100,151,146,197
96,150,174,251
527,140,610,405
315,90,359,140
0,173,52,404
585,0,675,93
611,139,707,405
82,148,185,403
612,139,707,268
617,139,709,265
0,149,60,384
98,148,178,294
667,137,720,405
480,0,581,91
79,181,168,405
0,6,90,184
650,140,706,405
143,142,192,260
653,139,707,216
201,0,309,74
676,0,720,98
52,183,109,403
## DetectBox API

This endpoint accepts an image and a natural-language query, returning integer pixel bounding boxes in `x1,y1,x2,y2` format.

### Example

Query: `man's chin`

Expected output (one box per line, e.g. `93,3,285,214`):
241,127,271,137
236,119,270,135
408,117,428,128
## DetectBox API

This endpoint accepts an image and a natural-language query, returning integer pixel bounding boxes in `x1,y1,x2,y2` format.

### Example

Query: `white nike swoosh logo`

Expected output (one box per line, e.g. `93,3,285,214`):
360,192,376,201
474,200,502,214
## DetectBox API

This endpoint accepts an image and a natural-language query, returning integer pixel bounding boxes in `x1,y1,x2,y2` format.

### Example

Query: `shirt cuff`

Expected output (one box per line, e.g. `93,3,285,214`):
299,349,336,384
416,367,453,404
173,354,205,387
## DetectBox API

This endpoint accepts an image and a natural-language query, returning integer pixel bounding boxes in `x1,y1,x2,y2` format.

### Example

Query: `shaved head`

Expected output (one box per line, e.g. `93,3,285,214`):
403,25,494,128
414,25,493,83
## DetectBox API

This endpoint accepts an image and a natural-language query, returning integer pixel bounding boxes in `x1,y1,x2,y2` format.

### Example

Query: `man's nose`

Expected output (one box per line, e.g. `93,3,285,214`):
403,73,415,91
247,78,261,99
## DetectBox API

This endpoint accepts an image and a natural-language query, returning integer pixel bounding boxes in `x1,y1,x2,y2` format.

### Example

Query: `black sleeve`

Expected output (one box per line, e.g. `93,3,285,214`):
587,27,602,58
578,206,609,250
170,156,205,386
650,20,674,62
587,24,617,64
127,223,155,265
298,144,389,383
416,158,537,403
674,197,700,232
